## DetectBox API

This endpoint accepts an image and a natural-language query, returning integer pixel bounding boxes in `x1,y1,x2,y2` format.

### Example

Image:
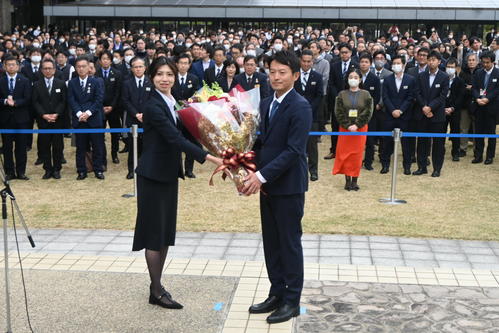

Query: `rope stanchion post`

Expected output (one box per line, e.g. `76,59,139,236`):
122,124,138,198
379,128,407,205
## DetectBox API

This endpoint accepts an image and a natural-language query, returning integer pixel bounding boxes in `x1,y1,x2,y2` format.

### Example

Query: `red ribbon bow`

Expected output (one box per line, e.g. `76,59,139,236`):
209,148,257,186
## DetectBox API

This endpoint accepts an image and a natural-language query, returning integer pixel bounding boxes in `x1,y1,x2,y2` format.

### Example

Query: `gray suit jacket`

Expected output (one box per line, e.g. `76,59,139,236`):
370,67,393,107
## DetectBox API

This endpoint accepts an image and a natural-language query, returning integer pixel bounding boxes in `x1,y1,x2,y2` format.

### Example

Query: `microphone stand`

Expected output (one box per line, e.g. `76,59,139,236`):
1,167,36,333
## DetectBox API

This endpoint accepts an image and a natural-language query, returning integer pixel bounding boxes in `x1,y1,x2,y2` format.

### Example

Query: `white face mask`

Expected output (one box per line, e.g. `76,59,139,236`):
246,49,256,57
348,78,360,88
392,64,403,73
68,48,76,55
446,68,456,76
89,44,96,51
32,42,40,48
185,43,192,48
273,43,283,51
59,39,65,43
223,44,230,51
113,57,121,65
374,60,385,69
31,55,41,63
124,55,134,64
287,38,293,44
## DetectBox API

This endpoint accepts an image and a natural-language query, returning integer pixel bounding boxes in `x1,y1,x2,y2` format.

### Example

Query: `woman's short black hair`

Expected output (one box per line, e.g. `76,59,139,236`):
344,68,364,90
268,50,300,74
149,56,178,83
222,58,240,76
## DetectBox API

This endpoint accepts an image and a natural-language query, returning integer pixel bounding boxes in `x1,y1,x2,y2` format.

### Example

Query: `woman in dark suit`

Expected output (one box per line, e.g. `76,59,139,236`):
132,57,222,309
216,58,240,92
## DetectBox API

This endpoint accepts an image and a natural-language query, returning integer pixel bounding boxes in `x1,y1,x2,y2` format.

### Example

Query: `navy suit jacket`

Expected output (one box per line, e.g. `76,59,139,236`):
233,72,271,99
67,76,104,128
445,76,465,112
328,59,358,98
135,90,207,183
0,74,32,125
190,59,214,82
172,73,200,101
121,76,153,127
294,70,323,122
472,67,499,115
362,72,381,106
254,88,312,195
415,70,450,122
382,74,417,122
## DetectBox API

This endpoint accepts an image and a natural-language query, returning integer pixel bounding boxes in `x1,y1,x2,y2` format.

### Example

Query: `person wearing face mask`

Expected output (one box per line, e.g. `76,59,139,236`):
112,49,130,80
332,69,373,191
413,51,450,177
380,55,416,175
265,36,285,56
123,47,136,71
444,58,465,162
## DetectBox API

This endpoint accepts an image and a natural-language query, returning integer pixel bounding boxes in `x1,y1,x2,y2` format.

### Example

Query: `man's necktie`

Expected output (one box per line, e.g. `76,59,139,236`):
47,80,52,93
9,78,14,95
138,79,142,89
216,68,221,78
302,72,308,91
34,66,38,73
269,100,280,122
247,76,252,85
104,70,108,79
81,80,85,91
342,62,347,76
484,73,491,88
180,77,185,86
376,71,381,78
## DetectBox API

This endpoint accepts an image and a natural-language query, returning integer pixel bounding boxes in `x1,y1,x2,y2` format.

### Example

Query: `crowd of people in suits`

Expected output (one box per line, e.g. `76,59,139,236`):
0,24,497,183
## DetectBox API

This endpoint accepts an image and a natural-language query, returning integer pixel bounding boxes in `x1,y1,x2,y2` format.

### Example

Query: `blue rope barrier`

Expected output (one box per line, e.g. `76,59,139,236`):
0,128,496,138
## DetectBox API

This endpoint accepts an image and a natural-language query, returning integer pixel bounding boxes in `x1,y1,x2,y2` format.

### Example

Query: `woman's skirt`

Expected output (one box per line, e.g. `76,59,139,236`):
332,125,368,178
132,175,178,251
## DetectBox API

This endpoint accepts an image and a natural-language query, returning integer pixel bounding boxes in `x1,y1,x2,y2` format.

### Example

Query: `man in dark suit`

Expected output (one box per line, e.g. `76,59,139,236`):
68,56,105,180
294,50,323,181
204,46,226,86
96,50,123,165
380,55,417,175
32,59,67,179
190,44,214,82
0,56,32,180
233,55,270,99
121,57,152,179
471,51,499,165
324,42,358,159
443,58,465,161
172,53,202,178
243,51,312,325
413,51,450,177
358,53,381,170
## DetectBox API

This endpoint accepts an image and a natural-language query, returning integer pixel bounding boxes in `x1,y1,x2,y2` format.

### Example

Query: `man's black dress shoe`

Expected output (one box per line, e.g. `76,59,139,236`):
249,296,281,314
77,172,87,180
34,158,43,166
149,291,183,309
380,166,389,174
484,158,493,165
452,155,459,162
95,172,105,180
5,174,15,181
266,304,300,324
42,172,52,179
403,168,411,175
126,172,134,179
112,156,120,164
185,171,196,179
310,174,318,181
52,171,61,179
472,157,483,164
17,174,29,180
323,152,335,160
363,163,373,171
431,170,441,177
412,168,427,175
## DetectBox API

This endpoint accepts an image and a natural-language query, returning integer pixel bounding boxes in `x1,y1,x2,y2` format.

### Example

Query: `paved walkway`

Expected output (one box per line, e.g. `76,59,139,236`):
2,228,499,333
3,228,499,270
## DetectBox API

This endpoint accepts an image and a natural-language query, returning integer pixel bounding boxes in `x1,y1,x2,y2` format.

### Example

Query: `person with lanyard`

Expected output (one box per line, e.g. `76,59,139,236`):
471,51,499,165
444,58,465,162
332,69,373,191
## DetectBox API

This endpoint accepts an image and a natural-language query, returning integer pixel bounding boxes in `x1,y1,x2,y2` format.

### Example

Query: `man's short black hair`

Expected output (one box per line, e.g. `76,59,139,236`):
99,50,113,60
359,52,372,63
231,43,244,52
213,46,226,55
271,35,284,45
480,50,496,63
372,50,387,59
75,56,89,66
428,50,442,61
243,55,257,64
176,52,192,64
446,57,458,66
417,47,430,55
56,50,69,58
338,42,352,52
301,49,313,58
269,50,300,74
391,54,406,65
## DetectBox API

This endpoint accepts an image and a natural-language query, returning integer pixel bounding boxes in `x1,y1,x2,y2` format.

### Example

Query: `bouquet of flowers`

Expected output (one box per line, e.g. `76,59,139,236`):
176,83,261,192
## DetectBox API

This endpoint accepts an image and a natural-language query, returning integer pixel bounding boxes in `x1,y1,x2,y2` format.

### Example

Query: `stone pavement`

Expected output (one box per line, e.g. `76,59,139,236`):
3,228,499,270
2,228,499,333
